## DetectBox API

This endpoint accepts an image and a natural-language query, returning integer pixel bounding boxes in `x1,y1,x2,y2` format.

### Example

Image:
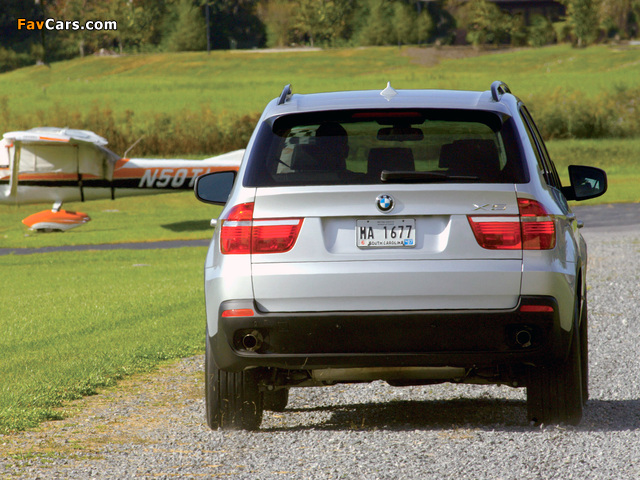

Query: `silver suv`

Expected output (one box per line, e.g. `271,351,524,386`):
195,81,607,429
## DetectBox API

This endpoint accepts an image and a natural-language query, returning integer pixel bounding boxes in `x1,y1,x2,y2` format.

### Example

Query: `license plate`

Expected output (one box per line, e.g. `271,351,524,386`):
356,219,416,248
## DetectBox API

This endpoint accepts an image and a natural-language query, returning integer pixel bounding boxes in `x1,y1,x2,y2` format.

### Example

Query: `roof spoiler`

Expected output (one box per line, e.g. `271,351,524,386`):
276,81,512,105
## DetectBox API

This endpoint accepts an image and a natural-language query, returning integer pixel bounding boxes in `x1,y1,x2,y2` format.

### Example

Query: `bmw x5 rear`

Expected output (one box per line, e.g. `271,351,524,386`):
195,81,607,429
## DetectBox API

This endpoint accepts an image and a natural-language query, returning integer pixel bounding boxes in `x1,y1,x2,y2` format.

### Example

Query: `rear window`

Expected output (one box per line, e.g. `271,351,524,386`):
243,109,527,187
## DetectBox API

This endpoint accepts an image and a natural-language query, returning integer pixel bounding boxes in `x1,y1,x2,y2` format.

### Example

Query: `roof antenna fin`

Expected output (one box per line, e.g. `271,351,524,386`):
380,82,397,101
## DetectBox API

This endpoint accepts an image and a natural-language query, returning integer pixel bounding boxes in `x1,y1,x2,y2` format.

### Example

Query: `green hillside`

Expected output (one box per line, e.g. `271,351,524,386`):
1,44,639,121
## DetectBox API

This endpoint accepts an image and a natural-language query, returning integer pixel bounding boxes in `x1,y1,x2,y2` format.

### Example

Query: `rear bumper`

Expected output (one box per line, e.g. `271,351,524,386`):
213,296,569,372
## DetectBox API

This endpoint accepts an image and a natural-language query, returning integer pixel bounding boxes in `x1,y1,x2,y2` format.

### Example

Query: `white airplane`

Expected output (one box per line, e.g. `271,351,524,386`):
0,127,243,231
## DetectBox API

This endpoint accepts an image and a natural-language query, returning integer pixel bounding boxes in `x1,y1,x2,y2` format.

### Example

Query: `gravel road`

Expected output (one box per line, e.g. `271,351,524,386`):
2,226,639,479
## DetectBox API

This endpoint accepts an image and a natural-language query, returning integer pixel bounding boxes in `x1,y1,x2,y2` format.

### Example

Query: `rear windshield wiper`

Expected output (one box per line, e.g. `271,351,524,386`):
380,170,479,183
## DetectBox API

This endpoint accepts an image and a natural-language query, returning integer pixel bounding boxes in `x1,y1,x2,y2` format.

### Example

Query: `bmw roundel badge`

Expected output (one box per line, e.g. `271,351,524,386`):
376,194,394,213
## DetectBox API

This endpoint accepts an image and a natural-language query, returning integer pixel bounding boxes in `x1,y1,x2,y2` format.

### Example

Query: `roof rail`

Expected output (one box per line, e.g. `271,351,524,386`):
490,81,511,102
278,84,292,105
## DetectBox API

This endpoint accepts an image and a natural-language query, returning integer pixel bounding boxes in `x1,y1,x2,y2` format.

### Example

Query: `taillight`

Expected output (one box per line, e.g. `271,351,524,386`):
467,198,555,251
252,219,303,253
219,202,303,255
467,216,521,249
220,203,253,254
518,198,556,250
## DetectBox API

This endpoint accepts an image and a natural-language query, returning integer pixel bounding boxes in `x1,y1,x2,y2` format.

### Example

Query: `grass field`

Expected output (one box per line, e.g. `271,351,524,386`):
1,45,639,434
1,44,639,124
547,138,640,205
0,191,223,249
0,248,206,433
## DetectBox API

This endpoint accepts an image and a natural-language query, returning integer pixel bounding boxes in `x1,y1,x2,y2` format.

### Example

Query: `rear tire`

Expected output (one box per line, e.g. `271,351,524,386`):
580,296,589,405
205,329,264,430
263,388,289,412
526,298,583,426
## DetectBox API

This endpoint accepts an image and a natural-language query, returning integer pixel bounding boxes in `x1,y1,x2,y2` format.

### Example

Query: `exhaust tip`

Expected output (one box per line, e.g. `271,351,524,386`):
241,330,264,352
515,329,533,348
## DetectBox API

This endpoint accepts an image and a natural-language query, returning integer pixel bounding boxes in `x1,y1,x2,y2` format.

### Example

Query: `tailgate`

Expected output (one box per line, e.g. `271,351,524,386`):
251,184,522,312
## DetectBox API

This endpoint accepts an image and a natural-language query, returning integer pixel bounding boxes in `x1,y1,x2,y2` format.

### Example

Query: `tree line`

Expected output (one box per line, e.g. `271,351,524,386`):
1,0,640,72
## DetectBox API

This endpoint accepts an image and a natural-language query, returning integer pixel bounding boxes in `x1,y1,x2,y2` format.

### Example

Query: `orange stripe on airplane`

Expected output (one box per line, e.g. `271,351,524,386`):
112,164,234,179
38,136,70,142
113,168,147,179
17,173,101,181
112,159,153,178
114,158,130,168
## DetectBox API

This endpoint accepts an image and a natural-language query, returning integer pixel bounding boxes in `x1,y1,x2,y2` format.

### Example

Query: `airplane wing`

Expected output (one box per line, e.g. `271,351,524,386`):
1,127,120,204
1,127,242,206
3,127,121,172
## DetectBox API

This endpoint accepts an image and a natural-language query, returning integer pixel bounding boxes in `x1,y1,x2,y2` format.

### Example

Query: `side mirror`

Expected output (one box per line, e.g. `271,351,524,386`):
561,165,607,201
194,171,236,205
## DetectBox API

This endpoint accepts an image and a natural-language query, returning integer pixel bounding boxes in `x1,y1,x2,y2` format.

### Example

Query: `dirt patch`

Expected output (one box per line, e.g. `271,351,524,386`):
0,356,203,467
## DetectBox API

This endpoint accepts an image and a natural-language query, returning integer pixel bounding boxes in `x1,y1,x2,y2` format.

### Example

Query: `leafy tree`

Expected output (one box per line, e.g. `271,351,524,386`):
428,0,457,45
205,0,266,50
563,0,601,47
257,0,296,47
357,0,434,47
599,0,640,38
106,0,169,53
46,0,102,58
393,2,416,45
633,0,640,36
416,8,435,45
462,0,511,47
0,47,34,73
358,0,395,46
509,14,529,46
600,0,630,36
528,14,557,47
166,0,207,51
0,0,41,54
389,1,435,46
42,0,164,58
293,0,355,47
